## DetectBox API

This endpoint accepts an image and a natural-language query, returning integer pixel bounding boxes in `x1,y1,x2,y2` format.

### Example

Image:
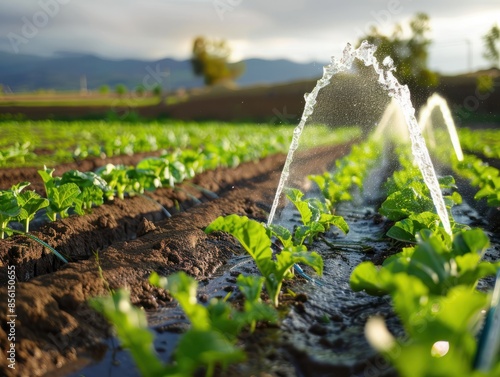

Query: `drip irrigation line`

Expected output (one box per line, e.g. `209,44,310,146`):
2,228,68,263
187,183,219,199
272,240,324,287
174,187,202,205
139,194,171,218
320,236,373,253
293,264,324,287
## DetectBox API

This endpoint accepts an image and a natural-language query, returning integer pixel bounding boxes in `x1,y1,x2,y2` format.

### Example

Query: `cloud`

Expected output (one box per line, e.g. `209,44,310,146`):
0,0,498,72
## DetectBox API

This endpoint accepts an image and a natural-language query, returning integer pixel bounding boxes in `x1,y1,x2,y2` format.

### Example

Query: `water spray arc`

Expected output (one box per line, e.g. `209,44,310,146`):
268,41,452,235
418,93,464,162
373,97,408,142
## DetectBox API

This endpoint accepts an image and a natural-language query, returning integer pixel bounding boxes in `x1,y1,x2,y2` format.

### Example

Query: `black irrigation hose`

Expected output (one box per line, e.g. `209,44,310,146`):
139,194,171,218
188,183,219,200
2,228,68,263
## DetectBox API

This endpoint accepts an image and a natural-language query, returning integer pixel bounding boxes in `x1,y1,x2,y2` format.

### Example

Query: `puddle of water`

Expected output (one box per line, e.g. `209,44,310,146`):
69,171,499,377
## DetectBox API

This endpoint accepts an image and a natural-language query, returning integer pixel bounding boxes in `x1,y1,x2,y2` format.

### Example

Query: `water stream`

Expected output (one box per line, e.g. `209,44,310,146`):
268,41,452,235
418,93,464,161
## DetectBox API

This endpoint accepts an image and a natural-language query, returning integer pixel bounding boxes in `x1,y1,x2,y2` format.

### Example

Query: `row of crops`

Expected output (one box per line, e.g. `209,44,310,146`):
0,120,359,168
459,128,500,159
0,122,359,243
89,127,500,376
1,120,499,376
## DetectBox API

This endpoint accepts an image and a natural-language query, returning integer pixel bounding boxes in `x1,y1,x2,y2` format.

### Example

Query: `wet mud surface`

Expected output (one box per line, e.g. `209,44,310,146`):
0,143,351,377
1,142,499,377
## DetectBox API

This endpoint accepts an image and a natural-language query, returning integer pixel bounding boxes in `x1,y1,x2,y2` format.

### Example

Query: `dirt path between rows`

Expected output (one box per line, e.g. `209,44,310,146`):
0,143,353,377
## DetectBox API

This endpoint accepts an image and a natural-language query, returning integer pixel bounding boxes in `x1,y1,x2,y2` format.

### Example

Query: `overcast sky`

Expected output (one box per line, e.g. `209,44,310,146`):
1,0,499,74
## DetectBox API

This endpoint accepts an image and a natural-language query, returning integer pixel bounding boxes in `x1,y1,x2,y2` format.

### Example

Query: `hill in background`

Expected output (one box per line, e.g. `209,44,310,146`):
0,51,324,93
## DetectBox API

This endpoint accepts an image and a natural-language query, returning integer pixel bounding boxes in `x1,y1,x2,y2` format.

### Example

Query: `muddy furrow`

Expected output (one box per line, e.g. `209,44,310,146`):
0,143,353,377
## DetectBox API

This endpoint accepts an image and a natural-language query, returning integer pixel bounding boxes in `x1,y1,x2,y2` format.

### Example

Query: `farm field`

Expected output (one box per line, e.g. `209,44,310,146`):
0,120,499,377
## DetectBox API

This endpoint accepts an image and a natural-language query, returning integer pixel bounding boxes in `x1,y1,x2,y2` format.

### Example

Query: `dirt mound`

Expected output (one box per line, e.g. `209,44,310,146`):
0,143,349,377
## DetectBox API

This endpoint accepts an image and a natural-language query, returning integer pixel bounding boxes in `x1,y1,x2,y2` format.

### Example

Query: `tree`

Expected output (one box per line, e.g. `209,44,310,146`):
135,85,145,97
152,84,162,98
99,85,110,95
483,23,500,68
191,36,245,86
115,84,127,97
358,13,438,95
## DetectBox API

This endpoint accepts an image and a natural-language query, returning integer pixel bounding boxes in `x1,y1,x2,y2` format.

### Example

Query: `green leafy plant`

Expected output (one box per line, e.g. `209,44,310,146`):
89,289,169,377
309,140,380,210
59,170,111,213
365,284,494,377
91,271,277,377
285,188,348,245
351,227,500,377
38,167,82,221
13,183,49,232
0,142,34,167
0,190,21,239
379,146,464,242
0,181,49,235
95,164,131,200
205,214,323,307
351,229,497,296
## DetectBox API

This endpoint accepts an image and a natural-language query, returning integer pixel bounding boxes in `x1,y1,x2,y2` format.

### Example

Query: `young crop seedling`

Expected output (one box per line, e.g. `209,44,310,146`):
91,271,277,377
0,182,67,262
351,228,498,296
205,214,323,307
352,228,500,376
0,190,20,239
380,146,465,243
309,139,381,210
0,182,49,236
38,167,82,221
59,170,112,213
95,164,132,200
284,188,348,246
11,182,49,233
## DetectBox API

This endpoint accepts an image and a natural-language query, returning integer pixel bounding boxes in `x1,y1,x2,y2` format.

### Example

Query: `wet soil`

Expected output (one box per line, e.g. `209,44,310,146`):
1,142,499,377
0,143,353,377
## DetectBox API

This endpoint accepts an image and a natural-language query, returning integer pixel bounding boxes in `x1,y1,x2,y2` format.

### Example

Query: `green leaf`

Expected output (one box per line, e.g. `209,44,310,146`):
380,187,435,221
387,212,441,242
267,224,293,249
10,181,31,196
15,190,49,232
174,329,245,377
151,271,210,331
294,223,325,245
452,228,490,258
0,190,21,238
38,166,57,191
319,213,349,234
205,215,273,277
350,261,391,296
207,300,243,342
0,190,21,218
274,247,323,285
47,182,81,219
61,170,110,191
89,289,166,377
286,188,313,225
236,274,265,304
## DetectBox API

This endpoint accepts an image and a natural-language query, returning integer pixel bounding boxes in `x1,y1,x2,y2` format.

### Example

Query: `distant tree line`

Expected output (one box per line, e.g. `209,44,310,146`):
97,84,162,98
